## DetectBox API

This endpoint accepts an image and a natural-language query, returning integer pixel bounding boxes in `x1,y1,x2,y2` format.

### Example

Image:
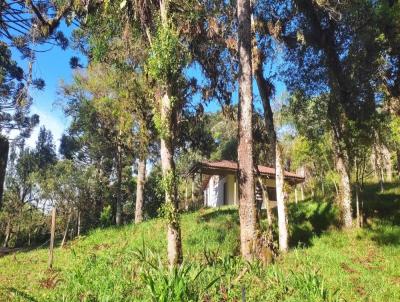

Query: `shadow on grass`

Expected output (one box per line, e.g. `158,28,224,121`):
287,199,340,248
360,182,400,226
197,207,238,223
1,287,38,302
371,225,400,246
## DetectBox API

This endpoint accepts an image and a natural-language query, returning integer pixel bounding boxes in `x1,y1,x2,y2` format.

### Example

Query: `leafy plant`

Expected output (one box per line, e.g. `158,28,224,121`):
100,205,113,227
134,244,219,301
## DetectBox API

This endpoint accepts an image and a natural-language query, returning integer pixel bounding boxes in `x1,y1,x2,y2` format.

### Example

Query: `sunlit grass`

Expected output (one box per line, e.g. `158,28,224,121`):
0,184,399,301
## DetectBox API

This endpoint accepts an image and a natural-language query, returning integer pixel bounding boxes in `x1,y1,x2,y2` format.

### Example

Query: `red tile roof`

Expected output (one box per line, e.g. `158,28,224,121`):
188,160,304,184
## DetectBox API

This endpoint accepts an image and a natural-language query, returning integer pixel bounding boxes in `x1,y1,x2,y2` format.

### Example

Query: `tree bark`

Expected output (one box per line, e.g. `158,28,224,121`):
184,180,188,210
355,183,360,228
237,0,259,261
397,149,400,176
336,154,353,228
160,90,182,268
3,219,11,248
381,144,392,182
135,158,146,223
0,136,9,208
276,143,288,252
115,143,123,226
61,210,71,248
191,176,195,206
159,0,183,268
258,177,272,227
48,208,56,269
253,38,289,253
77,210,81,237
295,0,354,228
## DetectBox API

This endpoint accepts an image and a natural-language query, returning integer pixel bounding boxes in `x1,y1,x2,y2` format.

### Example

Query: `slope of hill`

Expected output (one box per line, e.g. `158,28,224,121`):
0,183,399,301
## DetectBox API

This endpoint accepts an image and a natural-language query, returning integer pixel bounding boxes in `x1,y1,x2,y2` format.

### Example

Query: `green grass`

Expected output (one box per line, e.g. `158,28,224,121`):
0,183,399,301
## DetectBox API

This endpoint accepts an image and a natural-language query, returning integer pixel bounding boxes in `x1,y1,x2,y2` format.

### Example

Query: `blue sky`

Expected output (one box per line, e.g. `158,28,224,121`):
10,23,287,150
10,22,80,149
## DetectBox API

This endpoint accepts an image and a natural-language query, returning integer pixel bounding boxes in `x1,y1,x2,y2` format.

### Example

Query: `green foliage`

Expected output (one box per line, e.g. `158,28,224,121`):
100,205,113,227
147,24,189,83
135,246,218,302
389,115,400,147
1,190,400,301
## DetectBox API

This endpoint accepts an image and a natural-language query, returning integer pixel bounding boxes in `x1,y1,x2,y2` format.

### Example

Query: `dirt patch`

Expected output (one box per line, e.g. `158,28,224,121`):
340,263,358,274
93,243,111,251
352,247,383,270
39,269,61,289
391,276,400,286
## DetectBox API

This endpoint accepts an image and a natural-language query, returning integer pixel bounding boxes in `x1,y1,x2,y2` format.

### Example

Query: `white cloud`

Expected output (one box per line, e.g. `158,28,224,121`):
25,106,68,150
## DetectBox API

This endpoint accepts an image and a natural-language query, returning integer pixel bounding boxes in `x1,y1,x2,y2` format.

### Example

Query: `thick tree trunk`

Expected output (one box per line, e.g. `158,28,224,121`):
160,91,182,268
135,158,146,223
61,211,71,248
276,143,288,252
336,154,353,228
237,0,258,261
0,136,9,208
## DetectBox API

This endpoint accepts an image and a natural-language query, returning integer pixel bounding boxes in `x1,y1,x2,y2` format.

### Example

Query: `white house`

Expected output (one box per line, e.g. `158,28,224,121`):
188,160,304,208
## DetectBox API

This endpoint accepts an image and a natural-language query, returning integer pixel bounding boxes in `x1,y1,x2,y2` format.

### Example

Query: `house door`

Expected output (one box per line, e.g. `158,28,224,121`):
223,182,227,205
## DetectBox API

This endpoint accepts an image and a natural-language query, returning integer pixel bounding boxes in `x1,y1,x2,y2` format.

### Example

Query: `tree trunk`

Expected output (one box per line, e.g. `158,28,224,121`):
336,154,353,228
184,180,188,210
295,186,298,204
0,136,9,208
237,0,258,261
61,211,71,248
135,158,146,223
276,143,289,252
3,219,11,248
258,177,272,227
48,208,56,269
355,182,360,228
381,144,392,182
77,210,81,237
191,176,195,206
254,39,289,253
397,149,400,177
160,90,182,268
115,144,123,226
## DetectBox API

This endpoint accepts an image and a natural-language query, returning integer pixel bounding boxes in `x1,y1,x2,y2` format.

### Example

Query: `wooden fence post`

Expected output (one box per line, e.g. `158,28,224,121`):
48,207,56,269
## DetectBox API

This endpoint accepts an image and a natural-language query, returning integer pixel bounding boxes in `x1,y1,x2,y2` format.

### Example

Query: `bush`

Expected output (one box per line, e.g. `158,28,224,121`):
100,205,113,227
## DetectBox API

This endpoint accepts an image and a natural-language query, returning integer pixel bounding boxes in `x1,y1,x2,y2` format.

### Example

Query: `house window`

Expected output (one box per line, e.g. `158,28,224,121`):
267,187,277,201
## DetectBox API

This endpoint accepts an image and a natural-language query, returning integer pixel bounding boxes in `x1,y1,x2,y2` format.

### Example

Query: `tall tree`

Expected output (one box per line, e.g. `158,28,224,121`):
278,0,383,228
237,0,259,260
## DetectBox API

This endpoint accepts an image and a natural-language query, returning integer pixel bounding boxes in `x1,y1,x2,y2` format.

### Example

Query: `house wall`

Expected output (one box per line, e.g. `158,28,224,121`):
204,174,279,208
225,174,237,205
204,175,225,207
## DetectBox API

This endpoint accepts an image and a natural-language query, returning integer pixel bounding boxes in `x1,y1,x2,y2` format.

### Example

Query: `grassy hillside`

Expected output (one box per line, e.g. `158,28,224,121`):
0,183,399,301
